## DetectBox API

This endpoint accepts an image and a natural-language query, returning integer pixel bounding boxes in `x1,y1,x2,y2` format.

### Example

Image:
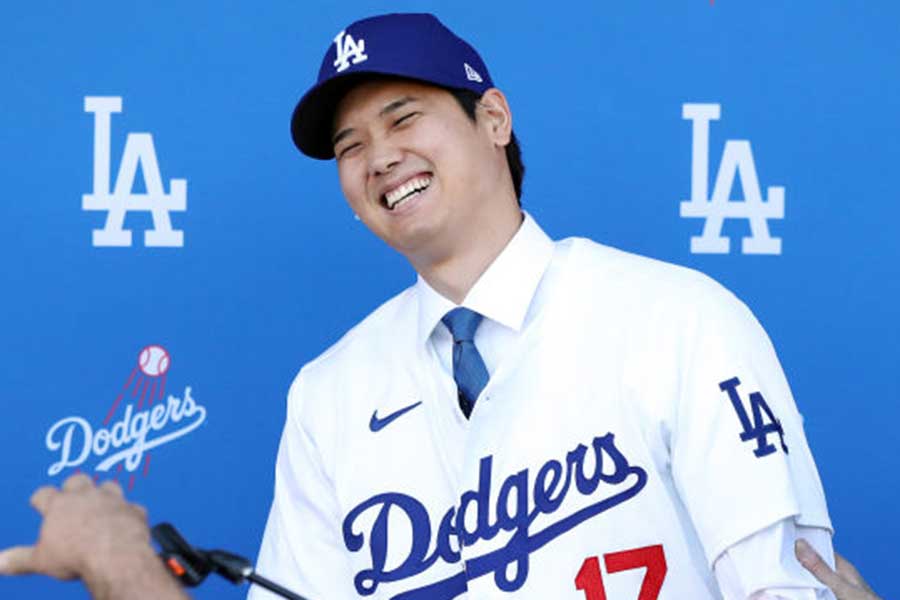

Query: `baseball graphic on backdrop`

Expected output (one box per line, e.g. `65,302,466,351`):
138,344,171,377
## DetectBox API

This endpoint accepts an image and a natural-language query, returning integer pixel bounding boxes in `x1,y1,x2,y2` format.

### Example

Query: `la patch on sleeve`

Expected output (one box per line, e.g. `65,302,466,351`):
719,377,788,458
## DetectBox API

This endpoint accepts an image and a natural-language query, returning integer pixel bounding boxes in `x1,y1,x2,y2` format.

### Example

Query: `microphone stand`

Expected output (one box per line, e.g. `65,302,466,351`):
151,522,309,600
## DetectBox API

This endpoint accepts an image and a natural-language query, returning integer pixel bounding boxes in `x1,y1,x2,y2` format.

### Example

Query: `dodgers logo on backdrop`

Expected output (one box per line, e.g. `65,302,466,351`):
333,29,368,72
680,103,784,255
44,344,207,489
82,96,187,248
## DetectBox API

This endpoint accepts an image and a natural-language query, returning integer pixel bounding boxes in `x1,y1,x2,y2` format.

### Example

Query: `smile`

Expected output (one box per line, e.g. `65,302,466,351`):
383,176,432,210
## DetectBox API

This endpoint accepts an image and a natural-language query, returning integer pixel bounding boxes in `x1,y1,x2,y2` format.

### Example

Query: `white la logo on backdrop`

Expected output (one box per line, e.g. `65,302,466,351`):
680,103,784,255
333,29,368,73
82,96,186,247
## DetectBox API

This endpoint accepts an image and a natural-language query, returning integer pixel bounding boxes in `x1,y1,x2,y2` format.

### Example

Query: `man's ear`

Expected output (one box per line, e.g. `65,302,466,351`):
478,88,513,147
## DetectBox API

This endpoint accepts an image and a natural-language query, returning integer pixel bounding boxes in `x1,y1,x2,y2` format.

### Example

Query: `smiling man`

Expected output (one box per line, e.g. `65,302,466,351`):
330,79,521,296
250,12,837,600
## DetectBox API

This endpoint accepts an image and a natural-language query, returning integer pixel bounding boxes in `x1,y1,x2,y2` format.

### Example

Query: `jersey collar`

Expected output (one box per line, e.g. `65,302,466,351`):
415,212,555,346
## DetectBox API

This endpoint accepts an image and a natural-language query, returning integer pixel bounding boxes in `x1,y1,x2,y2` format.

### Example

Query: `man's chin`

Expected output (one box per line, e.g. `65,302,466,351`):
386,225,453,265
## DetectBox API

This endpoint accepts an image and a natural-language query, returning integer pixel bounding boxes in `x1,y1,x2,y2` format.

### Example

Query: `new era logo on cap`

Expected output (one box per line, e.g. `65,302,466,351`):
291,13,496,159
464,62,483,83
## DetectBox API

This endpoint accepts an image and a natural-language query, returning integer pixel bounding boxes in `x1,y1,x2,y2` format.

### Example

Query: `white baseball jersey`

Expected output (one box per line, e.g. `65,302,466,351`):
250,215,833,600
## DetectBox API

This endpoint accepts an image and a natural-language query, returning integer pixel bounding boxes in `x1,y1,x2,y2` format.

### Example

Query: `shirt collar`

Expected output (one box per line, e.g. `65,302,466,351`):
415,212,555,345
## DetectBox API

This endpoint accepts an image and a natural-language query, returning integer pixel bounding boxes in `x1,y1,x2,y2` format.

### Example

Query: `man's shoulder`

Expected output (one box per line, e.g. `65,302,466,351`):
556,235,771,369
281,286,420,456
284,284,421,417
561,236,731,303
302,285,418,376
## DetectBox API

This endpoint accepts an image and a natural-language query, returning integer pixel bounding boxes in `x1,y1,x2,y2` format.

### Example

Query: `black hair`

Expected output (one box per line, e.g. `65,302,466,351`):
446,88,525,204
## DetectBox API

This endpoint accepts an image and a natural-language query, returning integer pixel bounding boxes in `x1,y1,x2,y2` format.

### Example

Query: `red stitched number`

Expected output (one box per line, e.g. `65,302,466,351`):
575,544,667,600
575,556,608,600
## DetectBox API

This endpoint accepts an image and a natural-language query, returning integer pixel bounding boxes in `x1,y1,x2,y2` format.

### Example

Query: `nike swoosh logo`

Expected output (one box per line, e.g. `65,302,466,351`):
369,401,423,432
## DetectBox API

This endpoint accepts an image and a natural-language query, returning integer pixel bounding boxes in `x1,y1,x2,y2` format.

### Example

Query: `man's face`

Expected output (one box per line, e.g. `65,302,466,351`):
332,79,511,265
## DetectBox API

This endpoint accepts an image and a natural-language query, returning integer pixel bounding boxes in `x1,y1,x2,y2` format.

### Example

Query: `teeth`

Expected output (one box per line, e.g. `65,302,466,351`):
385,176,432,209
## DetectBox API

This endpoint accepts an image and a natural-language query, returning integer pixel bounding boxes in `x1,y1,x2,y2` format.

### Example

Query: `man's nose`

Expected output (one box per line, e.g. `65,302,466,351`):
368,138,402,177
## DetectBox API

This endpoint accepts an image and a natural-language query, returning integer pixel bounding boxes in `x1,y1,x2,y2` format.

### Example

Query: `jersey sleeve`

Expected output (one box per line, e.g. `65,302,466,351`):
713,519,836,599
248,374,357,600
669,282,833,568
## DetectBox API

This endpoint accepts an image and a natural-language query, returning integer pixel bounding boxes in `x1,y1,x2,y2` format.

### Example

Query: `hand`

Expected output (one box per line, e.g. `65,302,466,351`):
0,473,188,600
795,539,882,600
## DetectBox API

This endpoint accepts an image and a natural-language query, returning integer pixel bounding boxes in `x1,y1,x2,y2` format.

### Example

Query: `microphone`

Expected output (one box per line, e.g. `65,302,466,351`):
151,522,309,600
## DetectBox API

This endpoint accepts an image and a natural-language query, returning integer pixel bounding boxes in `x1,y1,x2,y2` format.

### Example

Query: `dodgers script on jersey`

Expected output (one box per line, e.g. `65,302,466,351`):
250,217,831,599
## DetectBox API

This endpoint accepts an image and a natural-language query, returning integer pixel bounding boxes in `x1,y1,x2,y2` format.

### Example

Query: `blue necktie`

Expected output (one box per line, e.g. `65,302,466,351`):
442,307,489,418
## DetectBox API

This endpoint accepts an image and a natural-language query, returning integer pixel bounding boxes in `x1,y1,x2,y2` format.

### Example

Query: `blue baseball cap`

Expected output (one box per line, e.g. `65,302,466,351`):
290,13,495,159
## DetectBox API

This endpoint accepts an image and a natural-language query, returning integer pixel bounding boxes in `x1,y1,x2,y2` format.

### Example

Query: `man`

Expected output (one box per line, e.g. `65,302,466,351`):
251,12,838,600
0,11,853,600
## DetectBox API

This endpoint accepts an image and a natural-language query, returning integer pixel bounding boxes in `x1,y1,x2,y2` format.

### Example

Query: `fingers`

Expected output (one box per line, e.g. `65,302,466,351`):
62,473,93,492
29,486,58,514
130,503,148,522
100,481,144,521
32,474,97,514
835,553,876,594
84,479,148,524
835,554,862,586
99,480,124,498
795,539,851,595
0,546,36,576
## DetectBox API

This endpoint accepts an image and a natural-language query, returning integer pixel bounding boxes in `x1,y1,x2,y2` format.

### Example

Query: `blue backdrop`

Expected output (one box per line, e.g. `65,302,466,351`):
2,1,898,598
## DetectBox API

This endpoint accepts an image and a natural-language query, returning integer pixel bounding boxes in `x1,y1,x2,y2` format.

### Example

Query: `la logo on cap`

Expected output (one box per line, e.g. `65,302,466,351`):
333,29,368,73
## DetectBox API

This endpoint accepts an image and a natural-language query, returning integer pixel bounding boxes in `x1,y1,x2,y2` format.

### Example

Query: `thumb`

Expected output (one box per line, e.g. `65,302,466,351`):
795,539,852,596
0,546,36,576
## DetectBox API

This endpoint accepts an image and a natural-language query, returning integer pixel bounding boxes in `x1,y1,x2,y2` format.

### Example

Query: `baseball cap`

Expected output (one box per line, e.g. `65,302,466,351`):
291,13,495,159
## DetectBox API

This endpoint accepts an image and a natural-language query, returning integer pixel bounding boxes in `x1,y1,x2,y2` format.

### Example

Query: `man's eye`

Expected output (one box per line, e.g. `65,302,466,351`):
393,112,419,127
337,142,361,159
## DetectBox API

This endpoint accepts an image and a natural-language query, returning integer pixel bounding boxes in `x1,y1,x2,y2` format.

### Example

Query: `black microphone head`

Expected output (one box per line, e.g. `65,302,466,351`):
151,522,212,586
